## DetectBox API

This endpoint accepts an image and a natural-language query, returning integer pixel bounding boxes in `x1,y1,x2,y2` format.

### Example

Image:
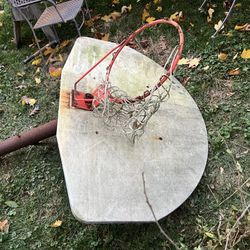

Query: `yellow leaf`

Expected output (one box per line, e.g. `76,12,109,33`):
207,8,214,23
112,0,119,4
110,11,122,20
153,0,161,4
241,49,250,59
101,15,111,22
21,96,37,106
188,58,201,68
170,11,183,22
50,220,62,228
214,20,224,31
0,22,3,27
205,232,216,239
226,30,233,37
235,23,250,32
59,40,71,49
44,47,55,56
49,66,62,77
146,17,156,23
35,77,41,84
142,8,150,22
0,219,9,233
101,33,110,41
228,68,240,76
0,10,4,16
121,4,132,14
17,72,25,77
178,58,190,65
145,3,151,10
234,3,242,8
156,6,162,12
32,58,42,66
29,99,37,106
218,52,228,61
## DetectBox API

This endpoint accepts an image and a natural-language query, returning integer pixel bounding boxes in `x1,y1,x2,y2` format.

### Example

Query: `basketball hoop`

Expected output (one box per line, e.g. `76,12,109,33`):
71,19,184,143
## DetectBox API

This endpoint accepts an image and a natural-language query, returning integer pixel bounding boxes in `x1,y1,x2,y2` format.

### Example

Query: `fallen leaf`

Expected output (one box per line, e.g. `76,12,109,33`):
156,6,162,12
59,40,71,49
5,201,18,208
234,23,250,31
153,0,161,4
85,14,101,27
50,220,62,228
110,11,122,20
203,65,210,70
142,8,150,22
205,232,216,239
178,58,190,65
112,0,119,4
214,20,224,31
49,66,62,77
35,77,41,84
21,96,37,106
44,47,55,56
233,53,238,60
101,15,111,22
207,8,214,23
145,3,151,10
35,67,41,74
29,105,40,116
236,161,242,173
121,4,132,14
16,72,25,77
226,30,233,37
0,10,4,15
170,11,184,22
0,22,3,27
234,3,242,8
0,219,9,233
146,17,156,23
228,68,240,76
218,52,228,61
241,49,250,59
32,58,42,66
188,58,200,68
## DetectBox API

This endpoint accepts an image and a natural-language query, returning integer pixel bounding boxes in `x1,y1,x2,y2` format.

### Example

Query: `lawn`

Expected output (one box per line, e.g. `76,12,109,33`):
0,0,249,249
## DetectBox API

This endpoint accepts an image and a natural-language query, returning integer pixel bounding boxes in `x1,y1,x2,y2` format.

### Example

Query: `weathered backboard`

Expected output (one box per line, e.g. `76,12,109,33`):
57,37,208,223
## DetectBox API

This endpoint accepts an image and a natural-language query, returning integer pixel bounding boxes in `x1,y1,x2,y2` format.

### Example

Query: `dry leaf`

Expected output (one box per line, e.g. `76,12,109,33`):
0,22,3,27
85,15,101,27
226,30,233,37
188,58,200,68
214,20,224,31
110,11,122,20
50,220,62,228
0,219,9,233
228,68,240,76
121,4,132,14
170,11,184,22
101,33,109,41
35,77,41,84
234,3,242,8
32,58,42,66
59,40,71,49
207,8,214,23
156,6,162,12
241,49,250,59
49,66,62,77
29,105,40,116
17,72,25,77
21,96,37,106
44,47,55,56
178,58,190,65
233,53,238,60
101,15,111,22
203,65,210,70
146,17,156,23
145,3,151,10
142,8,150,22
218,52,228,61
153,0,161,4
234,23,250,31
112,0,119,4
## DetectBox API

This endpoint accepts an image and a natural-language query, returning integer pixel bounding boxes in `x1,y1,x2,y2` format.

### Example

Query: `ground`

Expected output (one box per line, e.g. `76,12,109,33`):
0,0,249,249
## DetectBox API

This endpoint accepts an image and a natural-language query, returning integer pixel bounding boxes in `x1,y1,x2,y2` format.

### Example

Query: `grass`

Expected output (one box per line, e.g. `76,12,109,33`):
0,0,250,249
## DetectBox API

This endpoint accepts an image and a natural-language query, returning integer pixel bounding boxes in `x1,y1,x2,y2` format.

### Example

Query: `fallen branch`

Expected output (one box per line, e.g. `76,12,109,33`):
142,172,180,250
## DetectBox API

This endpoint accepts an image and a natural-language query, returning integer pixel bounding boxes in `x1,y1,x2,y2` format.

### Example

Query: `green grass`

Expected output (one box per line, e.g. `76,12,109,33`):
1,0,250,249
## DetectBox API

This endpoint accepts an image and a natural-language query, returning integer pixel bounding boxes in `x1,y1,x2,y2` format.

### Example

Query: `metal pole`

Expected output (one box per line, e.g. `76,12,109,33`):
0,119,57,156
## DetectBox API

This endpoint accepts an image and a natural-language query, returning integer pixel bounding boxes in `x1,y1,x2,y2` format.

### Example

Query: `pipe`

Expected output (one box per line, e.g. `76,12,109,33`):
0,119,57,156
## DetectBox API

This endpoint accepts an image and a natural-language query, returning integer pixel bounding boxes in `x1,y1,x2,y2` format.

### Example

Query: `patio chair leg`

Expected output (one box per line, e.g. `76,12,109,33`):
13,21,21,48
73,18,81,37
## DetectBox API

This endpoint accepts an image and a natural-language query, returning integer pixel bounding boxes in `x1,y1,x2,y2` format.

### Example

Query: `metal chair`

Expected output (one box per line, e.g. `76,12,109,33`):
8,0,90,60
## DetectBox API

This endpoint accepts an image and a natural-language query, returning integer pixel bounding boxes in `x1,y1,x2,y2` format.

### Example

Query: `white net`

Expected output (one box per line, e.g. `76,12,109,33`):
92,46,178,143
